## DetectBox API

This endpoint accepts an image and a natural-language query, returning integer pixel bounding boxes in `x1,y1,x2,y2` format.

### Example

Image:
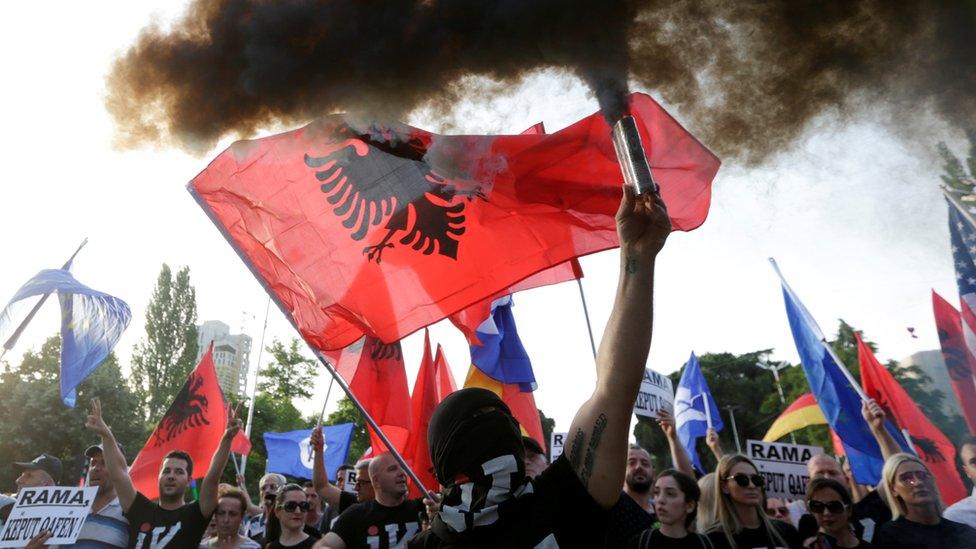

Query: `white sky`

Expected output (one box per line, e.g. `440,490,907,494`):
0,2,966,438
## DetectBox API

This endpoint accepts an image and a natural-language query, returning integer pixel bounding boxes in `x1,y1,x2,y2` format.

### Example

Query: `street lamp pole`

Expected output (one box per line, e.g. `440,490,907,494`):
756,358,796,444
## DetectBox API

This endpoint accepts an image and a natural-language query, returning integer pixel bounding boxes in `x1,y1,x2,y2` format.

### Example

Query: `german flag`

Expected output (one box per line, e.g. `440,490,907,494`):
763,393,827,442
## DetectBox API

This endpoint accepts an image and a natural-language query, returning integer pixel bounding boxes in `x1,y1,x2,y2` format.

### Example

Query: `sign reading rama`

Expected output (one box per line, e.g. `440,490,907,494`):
746,439,824,500
634,368,674,419
0,486,97,547
549,432,568,463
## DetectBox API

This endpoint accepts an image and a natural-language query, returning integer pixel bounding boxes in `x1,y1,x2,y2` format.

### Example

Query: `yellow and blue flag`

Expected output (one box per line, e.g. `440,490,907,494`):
0,269,131,407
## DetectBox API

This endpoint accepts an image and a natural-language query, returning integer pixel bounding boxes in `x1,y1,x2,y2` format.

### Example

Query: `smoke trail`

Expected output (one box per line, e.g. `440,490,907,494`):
106,1,976,164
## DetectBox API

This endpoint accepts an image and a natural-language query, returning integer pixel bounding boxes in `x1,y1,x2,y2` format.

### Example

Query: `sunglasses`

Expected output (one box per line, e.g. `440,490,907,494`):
766,506,789,517
279,501,311,513
808,499,848,514
897,470,931,486
725,473,765,488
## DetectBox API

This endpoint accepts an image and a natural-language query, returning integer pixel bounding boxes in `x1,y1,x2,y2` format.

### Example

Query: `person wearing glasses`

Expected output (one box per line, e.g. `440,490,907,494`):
873,453,976,548
801,478,869,549
245,473,287,542
765,498,792,526
706,454,802,549
265,484,318,549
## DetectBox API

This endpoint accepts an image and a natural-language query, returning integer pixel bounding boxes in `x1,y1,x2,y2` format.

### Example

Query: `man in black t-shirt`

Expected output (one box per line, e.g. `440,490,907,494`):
410,187,672,547
607,445,657,547
84,398,241,548
321,452,423,548
311,427,375,531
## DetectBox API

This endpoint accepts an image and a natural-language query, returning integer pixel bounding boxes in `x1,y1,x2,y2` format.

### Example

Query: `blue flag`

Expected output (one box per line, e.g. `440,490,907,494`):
675,352,724,473
0,269,131,407
264,423,355,481
470,296,536,392
771,258,904,485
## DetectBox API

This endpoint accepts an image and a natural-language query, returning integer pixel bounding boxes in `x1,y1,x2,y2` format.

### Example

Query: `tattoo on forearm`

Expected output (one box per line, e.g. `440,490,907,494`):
625,256,638,274
568,429,585,470
580,414,608,488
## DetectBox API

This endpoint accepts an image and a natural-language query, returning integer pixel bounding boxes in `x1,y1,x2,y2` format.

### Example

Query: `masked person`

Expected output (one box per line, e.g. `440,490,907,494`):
85,398,242,548
409,186,672,547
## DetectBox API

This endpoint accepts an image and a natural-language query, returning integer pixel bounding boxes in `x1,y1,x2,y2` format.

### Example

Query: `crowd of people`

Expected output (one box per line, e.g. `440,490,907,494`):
4,189,976,548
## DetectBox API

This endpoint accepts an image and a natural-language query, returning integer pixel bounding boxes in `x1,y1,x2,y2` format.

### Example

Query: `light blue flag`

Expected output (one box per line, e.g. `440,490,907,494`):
0,269,131,407
771,258,907,485
675,352,724,473
264,424,356,481
470,296,536,392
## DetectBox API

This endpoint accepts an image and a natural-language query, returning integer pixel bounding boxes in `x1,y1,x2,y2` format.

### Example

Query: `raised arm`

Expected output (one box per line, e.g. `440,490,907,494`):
84,398,136,511
311,426,344,510
200,407,243,517
658,408,695,478
564,187,671,507
862,399,902,460
236,474,263,517
705,427,725,461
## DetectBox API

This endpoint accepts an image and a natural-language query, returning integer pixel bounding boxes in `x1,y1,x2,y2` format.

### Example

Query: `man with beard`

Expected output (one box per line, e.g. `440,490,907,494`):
605,445,656,547
63,443,130,547
408,187,672,547
319,452,424,548
85,398,242,548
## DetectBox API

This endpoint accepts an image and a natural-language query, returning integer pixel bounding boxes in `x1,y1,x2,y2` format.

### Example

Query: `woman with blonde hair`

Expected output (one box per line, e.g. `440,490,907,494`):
874,452,976,547
697,473,719,533
705,454,801,549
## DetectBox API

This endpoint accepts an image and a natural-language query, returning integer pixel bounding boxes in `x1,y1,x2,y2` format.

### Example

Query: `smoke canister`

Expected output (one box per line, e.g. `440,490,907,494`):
611,115,658,196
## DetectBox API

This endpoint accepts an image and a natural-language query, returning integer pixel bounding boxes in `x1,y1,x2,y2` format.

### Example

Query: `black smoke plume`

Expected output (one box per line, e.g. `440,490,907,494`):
106,1,975,165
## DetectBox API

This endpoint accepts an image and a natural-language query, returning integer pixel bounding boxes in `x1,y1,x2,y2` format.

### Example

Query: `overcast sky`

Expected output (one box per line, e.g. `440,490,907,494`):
0,2,966,439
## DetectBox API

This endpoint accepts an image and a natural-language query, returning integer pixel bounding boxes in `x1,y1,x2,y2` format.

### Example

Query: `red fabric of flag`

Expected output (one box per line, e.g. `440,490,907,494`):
231,432,252,455
932,290,976,433
856,333,967,504
404,330,440,496
324,337,412,455
189,93,720,351
433,343,457,401
129,347,228,500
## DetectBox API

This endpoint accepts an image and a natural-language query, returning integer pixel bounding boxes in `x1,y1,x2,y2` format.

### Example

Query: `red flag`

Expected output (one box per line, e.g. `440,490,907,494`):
404,331,440,495
231,432,252,455
432,344,457,401
932,290,976,433
189,93,720,351
856,333,967,504
129,348,228,500
324,337,412,455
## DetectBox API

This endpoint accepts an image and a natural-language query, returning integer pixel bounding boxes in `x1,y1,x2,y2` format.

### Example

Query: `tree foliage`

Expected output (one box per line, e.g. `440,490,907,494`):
131,264,199,421
257,338,317,401
234,392,313,493
0,335,148,490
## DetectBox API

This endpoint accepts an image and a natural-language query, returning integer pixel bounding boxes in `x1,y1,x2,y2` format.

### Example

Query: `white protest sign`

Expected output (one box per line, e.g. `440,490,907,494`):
0,486,97,547
342,469,358,494
746,439,824,500
633,368,674,419
549,432,568,463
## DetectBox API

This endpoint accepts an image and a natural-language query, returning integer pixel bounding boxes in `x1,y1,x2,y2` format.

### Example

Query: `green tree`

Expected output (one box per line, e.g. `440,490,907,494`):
938,131,976,192
235,392,312,493
0,335,148,490
257,338,317,401
131,264,199,421
538,409,555,454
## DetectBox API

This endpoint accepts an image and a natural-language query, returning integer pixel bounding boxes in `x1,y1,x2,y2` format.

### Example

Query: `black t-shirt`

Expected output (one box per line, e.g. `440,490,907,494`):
605,492,657,547
408,454,609,548
873,517,976,549
332,498,424,548
802,533,873,548
124,492,210,548
626,527,715,549
267,536,318,549
707,520,802,549
850,490,890,543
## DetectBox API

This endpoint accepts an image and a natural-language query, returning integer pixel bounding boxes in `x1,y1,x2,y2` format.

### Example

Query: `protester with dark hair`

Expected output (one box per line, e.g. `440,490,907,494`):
874,453,976,548
606,444,657,547
63,443,130,547
311,428,372,523
523,436,548,479
265,484,316,549
320,452,424,548
802,477,870,549
335,465,355,492
245,473,286,541
85,397,241,548
409,187,672,547
943,435,976,528
706,454,802,549
628,469,713,548
200,485,262,548
302,481,327,533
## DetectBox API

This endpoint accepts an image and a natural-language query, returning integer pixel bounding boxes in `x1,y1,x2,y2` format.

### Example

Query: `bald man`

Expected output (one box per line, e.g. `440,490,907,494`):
318,453,424,549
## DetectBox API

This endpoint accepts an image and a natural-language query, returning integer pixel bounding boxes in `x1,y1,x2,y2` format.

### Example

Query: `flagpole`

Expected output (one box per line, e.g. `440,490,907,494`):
188,186,432,499
576,279,598,360
308,375,336,463
703,392,713,430
942,186,976,227
1,238,88,362
241,296,271,477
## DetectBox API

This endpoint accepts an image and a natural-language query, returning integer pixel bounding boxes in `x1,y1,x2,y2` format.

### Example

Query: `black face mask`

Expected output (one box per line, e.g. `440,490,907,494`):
427,388,527,538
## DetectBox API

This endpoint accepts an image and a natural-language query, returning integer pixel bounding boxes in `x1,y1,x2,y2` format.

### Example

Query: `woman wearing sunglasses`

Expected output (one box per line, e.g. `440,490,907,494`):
265,484,317,549
801,478,868,548
706,455,802,548
874,453,976,548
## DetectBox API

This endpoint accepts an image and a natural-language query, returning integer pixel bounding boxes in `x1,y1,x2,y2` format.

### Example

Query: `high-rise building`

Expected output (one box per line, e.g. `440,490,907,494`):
895,350,964,420
196,320,252,398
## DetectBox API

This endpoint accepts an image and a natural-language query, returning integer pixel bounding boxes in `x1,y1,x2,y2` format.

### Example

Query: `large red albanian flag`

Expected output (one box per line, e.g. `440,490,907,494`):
189,93,720,350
